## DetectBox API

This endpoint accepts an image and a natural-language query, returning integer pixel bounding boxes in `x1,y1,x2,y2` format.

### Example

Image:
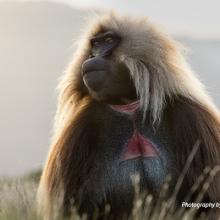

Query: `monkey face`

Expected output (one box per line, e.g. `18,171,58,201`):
81,31,137,104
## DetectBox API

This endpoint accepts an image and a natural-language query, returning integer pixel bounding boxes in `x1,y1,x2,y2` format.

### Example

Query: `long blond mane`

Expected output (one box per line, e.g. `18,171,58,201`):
38,12,220,219
56,13,219,128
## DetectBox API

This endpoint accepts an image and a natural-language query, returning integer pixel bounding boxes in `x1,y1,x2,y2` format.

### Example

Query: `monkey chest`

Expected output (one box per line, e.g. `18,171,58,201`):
92,108,175,195
76,107,176,217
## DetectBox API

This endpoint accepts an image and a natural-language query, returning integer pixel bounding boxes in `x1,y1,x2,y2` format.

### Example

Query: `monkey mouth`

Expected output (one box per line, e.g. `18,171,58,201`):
83,69,106,76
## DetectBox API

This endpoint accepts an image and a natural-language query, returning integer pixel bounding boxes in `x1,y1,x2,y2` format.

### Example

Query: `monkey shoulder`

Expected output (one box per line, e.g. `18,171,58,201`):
164,96,220,199
164,96,220,145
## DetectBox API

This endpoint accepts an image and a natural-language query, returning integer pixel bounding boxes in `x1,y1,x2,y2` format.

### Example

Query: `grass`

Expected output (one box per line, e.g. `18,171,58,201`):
0,142,219,220
0,176,39,220
0,172,217,220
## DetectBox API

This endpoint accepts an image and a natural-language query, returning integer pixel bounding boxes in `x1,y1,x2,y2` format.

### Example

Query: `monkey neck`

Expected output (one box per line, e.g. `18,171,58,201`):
109,100,140,115
109,100,158,161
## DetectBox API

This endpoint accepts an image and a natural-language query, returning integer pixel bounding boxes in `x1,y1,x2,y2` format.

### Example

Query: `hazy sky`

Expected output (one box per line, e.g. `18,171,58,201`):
17,0,220,38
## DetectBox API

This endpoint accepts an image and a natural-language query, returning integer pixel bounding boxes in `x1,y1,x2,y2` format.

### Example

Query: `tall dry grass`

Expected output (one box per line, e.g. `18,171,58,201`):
1,142,219,220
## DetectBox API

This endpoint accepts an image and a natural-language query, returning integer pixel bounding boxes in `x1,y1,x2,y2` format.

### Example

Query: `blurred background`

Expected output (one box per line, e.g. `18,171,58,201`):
0,0,219,176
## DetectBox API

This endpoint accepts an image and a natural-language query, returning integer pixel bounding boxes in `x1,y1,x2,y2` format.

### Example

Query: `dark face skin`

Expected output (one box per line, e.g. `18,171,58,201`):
81,31,137,104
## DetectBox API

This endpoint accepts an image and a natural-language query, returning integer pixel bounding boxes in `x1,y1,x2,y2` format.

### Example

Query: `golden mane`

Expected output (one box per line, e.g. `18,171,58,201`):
38,13,220,219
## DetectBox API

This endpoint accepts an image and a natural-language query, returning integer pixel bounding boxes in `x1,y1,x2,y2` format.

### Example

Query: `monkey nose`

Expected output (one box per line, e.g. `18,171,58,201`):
82,57,109,75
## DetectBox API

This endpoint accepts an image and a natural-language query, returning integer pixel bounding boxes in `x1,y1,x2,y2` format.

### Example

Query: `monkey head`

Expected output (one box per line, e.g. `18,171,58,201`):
67,13,211,123
77,13,180,118
81,30,137,104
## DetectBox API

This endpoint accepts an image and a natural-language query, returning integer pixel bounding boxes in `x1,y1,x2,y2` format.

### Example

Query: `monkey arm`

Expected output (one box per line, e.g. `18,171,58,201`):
38,101,101,218
167,96,220,202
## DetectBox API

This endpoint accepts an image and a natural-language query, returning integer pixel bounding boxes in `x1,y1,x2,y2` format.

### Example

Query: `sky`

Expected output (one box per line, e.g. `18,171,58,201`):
17,0,220,39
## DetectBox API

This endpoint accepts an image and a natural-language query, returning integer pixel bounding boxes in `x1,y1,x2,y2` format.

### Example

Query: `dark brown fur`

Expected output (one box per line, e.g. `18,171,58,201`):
38,13,220,220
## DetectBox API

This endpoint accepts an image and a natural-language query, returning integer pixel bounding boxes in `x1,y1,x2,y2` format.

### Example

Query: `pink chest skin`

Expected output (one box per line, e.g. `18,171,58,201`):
109,101,158,161
123,130,158,161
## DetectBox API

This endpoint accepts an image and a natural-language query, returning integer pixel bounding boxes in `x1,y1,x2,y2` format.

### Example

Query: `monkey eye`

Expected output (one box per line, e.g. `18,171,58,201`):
92,40,100,47
105,37,114,43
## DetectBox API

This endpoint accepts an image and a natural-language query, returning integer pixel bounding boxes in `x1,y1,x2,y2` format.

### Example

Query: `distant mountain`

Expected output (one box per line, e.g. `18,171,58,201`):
177,37,220,105
0,1,219,176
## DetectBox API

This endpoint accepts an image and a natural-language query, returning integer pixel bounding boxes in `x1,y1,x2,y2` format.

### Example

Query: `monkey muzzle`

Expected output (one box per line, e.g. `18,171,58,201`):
81,57,110,91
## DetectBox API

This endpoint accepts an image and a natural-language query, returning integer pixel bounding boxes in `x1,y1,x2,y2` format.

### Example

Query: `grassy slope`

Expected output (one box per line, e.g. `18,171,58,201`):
0,170,210,220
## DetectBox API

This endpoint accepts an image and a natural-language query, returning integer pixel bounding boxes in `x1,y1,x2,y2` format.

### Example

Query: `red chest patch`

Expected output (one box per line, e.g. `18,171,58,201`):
122,130,158,161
